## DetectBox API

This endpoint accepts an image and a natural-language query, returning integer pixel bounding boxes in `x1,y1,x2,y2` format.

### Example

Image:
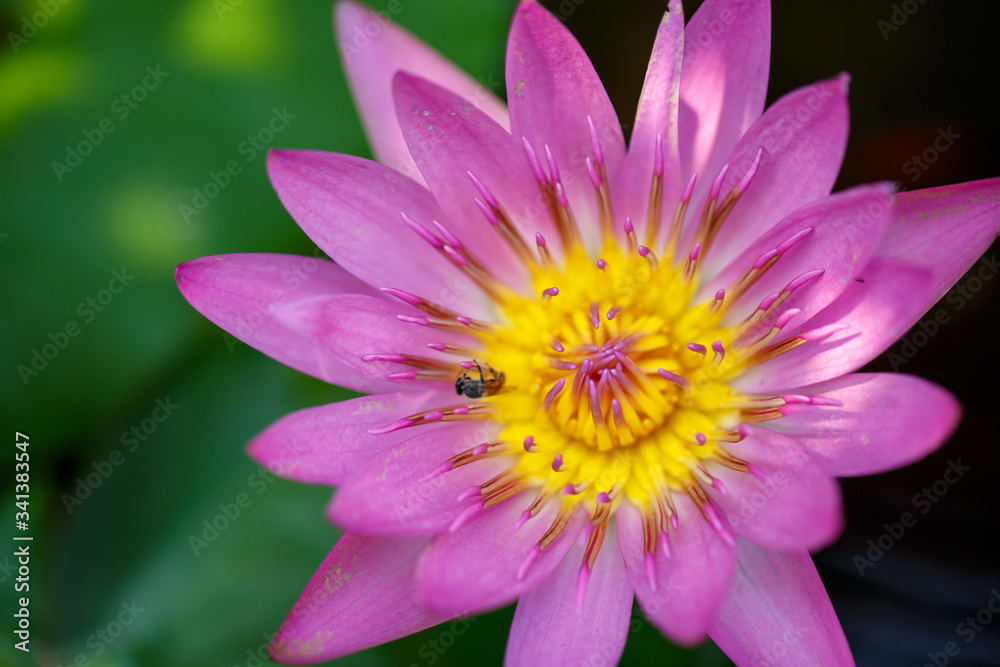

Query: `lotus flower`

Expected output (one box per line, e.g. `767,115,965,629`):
175,0,1000,664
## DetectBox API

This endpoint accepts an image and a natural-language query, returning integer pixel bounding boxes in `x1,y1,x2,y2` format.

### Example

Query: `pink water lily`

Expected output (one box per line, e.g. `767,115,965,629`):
176,0,1000,664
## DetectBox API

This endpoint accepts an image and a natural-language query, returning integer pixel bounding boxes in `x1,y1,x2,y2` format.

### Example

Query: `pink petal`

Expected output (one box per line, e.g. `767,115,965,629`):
616,1,685,243
505,522,634,667
771,373,962,477
270,532,452,664
416,493,587,616
328,422,508,536
280,292,473,389
877,177,1000,304
679,0,770,189
334,0,508,185
175,253,395,394
506,0,626,248
735,257,935,392
246,391,448,486
711,183,894,326
710,425,843,551
616,496,737,645
700,74,851,275
394,71,553,287
267,149,491,319
707,542,855,667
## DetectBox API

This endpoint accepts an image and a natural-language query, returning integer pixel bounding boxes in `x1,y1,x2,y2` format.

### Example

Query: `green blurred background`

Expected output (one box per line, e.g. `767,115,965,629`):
1,0,998,665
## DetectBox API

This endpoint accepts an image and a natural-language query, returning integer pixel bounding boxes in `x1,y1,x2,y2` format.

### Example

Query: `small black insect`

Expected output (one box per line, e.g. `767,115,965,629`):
854,277,865,283
455,360,506,398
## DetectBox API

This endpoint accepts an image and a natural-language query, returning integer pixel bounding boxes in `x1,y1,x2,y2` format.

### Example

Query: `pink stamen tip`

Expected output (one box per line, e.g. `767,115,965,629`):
807,396,844,407
543,377,567,410
747,463,771,483
644,551,658,592
695,432,707,446
517,546,541,581
702,503,736,547
551,453,564,472
535,232,547,248
551,338,565,353
576,565,592,607
658,368,691,391
653,133,664,177
544,144,561,183
709,164,730,200
638,245,651,257
467,171,500,209
712,340,725,357
590,302,601,330
474,197,500,226
658,531,672,559
596,492,611,504
753,248,779,270
471,443,489,456
776,227,813,254
432,220,463,249
670,513,679,530
715,289,726,302
611,398,626,427
426,342,448,352
688,243,701,262
366,417,414,435
388,371,417,380
562,483,579,496
456,485,481,502
449,503,482,533
586,157,602,189
596,259,607,270
682,172,697,203
550,360,577,371
587,115,604,166
456,316,473,326
555,182,569,208
459,360,475,369
452,406,471,415
425,410,445,421
687,342,707,356
543,286,559,298
362,353,404,363
774,308,801,330
757,293,780,312
588,380,605,428
379,287,422,307
786,268,824,293
623,217,634,234
523,436,536,452
515,509,533,531
736,147,764,195
782,394,811,404
443,244,467,266
400,212,443,248
522,136,548,184
606,305,622,320
712,477,729,496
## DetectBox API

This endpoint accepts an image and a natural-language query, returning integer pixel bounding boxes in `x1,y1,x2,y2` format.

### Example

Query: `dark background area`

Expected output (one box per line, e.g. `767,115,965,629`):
1,0,998,665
